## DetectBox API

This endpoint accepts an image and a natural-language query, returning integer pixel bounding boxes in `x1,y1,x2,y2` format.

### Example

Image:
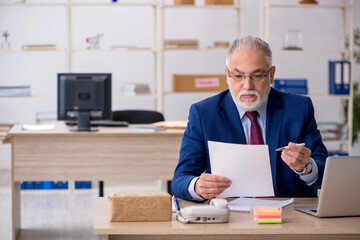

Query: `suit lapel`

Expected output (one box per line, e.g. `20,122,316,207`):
220,92,247,144
266,89,283,195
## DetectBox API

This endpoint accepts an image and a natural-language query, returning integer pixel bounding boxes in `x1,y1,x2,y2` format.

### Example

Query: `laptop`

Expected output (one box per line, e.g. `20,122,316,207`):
294,156,360,217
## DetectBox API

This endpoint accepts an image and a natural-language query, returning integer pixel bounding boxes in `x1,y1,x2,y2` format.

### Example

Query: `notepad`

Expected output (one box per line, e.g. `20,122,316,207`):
228,198,294,213
252,206,282,224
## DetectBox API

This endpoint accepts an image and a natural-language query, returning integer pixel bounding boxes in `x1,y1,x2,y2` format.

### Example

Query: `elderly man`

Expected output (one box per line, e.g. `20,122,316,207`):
172,36,328,201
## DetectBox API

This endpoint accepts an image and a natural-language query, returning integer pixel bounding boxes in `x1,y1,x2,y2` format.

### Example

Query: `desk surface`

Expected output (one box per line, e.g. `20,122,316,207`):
10,124,184,181
94,198,360,240
8,124,185,136
9,124,185,240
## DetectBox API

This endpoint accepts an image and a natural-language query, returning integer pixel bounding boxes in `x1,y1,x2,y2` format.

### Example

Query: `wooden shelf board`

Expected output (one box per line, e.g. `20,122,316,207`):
268,4,352,9
165,5,241,9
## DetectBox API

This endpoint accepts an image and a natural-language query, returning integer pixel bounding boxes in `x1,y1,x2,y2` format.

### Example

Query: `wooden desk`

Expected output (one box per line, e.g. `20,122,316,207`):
8,124,184,240
94,198,360,240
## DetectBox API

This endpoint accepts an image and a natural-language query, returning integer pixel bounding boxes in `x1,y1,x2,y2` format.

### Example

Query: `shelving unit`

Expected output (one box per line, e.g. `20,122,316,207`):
259,0,355,155
70,0,159,114
0,0,246,123
158,0,246,114
0,0,160,123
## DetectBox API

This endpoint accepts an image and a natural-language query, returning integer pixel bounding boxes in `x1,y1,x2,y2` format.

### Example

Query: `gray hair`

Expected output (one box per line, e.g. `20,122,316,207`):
226,36,272,67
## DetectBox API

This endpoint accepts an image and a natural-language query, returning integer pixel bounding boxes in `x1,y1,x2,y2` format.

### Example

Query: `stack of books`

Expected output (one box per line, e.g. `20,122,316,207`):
205,0,233,5
213,41,230,48
164,40,199,49
121,83,150,95
318,122,344,140
0,86,30,97
0,124,13,144
174,0,194,5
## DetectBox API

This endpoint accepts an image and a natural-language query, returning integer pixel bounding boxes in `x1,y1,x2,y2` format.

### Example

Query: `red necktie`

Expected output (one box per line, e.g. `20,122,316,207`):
245,111,264,145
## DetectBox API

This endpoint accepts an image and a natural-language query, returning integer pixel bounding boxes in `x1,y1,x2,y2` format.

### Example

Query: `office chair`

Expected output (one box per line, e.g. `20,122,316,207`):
112,110,164,123
99,109,169,197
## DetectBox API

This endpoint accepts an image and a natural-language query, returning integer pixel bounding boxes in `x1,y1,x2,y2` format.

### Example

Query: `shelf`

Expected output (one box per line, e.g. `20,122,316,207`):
0,95,54,99
272,49,342,54
113,94,157,99
0,49,68,53
164,5,241,9
0,94,157,99
72,48,155,53
268,4,353,9
0,2,157,7
164,47,228,51
71,2,156,7
0,2,67,7
306,94,350,99
164,91,222,95
323,139,348,145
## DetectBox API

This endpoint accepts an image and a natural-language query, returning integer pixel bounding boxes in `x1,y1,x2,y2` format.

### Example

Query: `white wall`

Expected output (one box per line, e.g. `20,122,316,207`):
0,0,359,153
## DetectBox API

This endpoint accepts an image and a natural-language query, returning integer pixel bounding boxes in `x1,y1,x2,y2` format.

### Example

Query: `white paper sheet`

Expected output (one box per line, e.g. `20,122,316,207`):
21,124,55,131
208,140,274,198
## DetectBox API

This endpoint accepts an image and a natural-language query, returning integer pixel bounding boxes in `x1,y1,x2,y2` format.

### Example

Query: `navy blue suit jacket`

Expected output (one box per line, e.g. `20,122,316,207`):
172,88,328,201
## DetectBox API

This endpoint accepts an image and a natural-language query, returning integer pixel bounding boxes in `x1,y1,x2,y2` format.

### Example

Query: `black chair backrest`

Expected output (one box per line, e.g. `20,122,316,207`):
112,110,164,124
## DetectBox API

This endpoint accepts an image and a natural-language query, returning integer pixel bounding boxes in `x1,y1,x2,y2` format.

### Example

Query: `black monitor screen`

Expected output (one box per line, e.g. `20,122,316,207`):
57,73,111,131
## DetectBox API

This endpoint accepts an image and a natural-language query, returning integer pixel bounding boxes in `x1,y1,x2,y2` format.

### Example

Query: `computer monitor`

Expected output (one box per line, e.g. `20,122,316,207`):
57,73,112,132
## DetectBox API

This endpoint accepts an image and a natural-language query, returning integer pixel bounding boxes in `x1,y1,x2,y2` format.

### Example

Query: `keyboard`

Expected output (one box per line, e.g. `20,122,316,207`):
65,120,129,127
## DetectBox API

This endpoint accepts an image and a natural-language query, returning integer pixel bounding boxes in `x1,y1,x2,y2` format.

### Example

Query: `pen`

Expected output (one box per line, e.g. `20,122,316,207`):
275,143,305,152
173,196,180,211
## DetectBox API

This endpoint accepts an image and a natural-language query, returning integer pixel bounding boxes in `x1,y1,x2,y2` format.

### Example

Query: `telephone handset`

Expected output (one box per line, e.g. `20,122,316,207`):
176,198,230,223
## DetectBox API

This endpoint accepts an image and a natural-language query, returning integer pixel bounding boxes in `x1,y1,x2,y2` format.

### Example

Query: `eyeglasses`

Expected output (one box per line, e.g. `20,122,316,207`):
226,66,273,82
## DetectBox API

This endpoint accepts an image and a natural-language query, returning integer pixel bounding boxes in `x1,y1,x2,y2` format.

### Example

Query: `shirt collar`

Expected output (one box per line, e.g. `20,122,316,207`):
236,99,268,124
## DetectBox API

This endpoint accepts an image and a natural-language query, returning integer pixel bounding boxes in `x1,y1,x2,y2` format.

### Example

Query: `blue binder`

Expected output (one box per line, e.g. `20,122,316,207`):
274,79,308,95
329,60,351,95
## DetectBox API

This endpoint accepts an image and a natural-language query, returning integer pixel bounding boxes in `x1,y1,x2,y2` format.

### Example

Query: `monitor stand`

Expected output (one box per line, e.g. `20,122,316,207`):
70,111,98,132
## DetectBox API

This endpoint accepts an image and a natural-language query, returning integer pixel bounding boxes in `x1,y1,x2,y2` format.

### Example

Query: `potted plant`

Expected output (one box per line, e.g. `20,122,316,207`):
344,82,360,144
344,27,360,145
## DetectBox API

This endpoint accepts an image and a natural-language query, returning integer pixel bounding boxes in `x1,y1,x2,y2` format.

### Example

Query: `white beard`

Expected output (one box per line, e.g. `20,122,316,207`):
228,81,270,112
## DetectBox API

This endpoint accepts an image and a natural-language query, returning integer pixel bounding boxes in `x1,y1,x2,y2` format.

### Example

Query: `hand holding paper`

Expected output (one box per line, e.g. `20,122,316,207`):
208,141,274,198
195,173,232,199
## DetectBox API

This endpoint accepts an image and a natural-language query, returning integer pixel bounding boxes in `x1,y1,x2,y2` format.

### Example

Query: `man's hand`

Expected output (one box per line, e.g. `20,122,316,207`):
281,142,312,172
195,173,232,199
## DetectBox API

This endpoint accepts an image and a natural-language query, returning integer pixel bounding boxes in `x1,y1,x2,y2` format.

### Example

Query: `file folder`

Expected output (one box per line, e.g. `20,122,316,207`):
329,60,351,95
274,79,308,95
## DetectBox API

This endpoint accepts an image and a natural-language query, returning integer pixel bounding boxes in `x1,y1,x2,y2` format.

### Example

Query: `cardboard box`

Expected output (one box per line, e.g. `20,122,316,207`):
164,40,199,49
174,0,195,5
214,41,230,48
205,0,234,5
108,193,172,222
173,74,228,92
